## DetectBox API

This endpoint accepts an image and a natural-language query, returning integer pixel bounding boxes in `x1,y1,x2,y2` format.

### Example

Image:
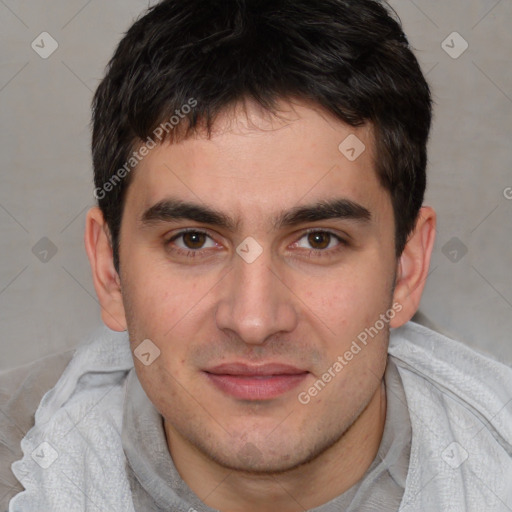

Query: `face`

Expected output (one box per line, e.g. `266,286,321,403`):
118,99,398,473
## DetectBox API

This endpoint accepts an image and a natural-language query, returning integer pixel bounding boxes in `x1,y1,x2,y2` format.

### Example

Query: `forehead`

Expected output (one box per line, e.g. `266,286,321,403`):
123,99,390,228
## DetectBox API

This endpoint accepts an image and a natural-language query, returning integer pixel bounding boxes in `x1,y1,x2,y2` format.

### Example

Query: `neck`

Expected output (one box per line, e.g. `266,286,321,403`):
164,380,387,512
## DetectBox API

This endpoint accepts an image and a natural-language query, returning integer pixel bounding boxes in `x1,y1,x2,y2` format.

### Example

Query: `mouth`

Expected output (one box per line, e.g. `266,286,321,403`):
203,363,309,400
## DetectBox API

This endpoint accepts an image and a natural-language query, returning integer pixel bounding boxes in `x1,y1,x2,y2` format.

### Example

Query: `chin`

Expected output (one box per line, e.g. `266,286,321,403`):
211,446,305,475
198,427,342,476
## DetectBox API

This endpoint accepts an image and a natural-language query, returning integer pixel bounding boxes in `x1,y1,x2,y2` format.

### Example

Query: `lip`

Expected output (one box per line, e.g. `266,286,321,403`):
204,363,309,400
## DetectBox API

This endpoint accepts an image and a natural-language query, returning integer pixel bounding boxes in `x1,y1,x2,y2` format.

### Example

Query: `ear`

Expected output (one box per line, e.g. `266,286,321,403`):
84,207,127,331
390,206,436,328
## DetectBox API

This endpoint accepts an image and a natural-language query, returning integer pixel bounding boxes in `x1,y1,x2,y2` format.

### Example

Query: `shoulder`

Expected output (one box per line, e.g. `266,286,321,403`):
389,322,512,508
390,320,512,384
0,349,75,511
5,326,134,512
389,320,512,447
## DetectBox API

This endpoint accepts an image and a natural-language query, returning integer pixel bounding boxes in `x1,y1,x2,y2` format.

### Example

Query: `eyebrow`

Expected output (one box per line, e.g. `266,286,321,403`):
140,197,371,231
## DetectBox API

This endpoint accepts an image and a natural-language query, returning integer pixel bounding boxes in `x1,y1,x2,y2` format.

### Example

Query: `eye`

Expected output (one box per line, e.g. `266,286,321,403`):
299,231,336,250
167,229,217,251
295,230,345,251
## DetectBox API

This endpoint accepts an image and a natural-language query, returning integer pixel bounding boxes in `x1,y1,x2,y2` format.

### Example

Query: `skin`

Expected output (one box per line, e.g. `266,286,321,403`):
85,98,436,511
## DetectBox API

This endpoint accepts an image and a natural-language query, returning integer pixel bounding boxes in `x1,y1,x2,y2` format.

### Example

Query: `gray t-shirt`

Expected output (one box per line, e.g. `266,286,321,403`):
122,356,411,512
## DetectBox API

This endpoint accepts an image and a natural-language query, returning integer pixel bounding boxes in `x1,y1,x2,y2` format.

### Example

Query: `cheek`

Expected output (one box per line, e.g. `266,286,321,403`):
303,267,392,336
123,270,215,367
135,359,191,424
124,262,206,325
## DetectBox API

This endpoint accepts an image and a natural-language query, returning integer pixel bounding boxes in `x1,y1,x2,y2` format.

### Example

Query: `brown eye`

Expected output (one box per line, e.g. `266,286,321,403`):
307,231,332,250
181,231,207,249
167,230,217,252
294,230,347,256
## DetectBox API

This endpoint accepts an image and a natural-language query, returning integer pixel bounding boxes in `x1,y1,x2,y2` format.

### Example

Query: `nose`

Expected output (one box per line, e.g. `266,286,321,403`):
215,248,298,345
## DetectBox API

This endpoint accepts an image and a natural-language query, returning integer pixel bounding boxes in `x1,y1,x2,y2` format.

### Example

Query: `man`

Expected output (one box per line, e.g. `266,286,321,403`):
2,0,512,510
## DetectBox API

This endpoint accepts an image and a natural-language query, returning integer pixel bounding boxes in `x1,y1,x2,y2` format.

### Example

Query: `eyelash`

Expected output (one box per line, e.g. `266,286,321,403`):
165,228,348,260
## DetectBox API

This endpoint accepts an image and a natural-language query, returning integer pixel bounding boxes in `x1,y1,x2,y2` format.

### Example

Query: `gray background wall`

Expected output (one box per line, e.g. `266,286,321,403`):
0,0,511,370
